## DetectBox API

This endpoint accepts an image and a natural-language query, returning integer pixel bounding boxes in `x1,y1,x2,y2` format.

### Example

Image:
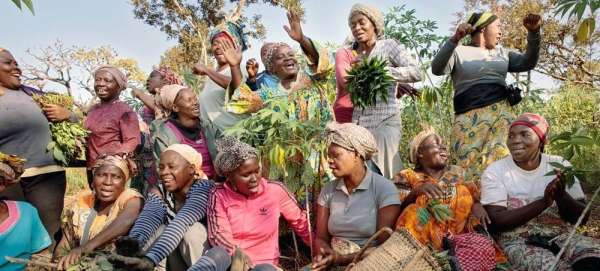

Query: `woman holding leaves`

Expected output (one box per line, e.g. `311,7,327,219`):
395,126,510,270
221,9,334,210
431,12,542,183
481,113,600,270
333,3,422,180
0,48,77,252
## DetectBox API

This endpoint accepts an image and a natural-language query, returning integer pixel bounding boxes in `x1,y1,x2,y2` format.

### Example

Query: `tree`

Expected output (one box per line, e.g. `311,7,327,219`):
11,0,35,15
130,0,306,70
454,0,600,90
21,40,147,113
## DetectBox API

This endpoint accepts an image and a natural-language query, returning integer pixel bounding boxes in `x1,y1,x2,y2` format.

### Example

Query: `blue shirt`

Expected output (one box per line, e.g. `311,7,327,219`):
0,201,51,271
246,71,278,91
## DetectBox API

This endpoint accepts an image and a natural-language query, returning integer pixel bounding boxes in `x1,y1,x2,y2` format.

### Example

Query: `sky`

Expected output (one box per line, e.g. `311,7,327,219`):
2,0,555,95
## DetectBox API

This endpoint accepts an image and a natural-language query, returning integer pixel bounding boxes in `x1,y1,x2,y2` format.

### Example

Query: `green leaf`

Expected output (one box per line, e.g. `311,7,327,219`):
47,141,56,151
544,170,558,177
22,0,35,15
12,0,22,10
548,162,568,170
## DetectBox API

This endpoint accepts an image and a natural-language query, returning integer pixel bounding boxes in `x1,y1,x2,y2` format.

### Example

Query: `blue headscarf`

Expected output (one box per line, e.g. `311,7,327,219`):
210,21,250,52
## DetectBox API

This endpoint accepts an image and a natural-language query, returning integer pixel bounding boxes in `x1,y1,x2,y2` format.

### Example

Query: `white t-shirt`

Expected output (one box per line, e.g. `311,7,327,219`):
198,68,249,133
481,154,585,207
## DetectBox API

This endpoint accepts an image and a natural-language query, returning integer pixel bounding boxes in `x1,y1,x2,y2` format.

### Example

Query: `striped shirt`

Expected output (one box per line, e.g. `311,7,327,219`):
350,39,422,131
129,180,213,265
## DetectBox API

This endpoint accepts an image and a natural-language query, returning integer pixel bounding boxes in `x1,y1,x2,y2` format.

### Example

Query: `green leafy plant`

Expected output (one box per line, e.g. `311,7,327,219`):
427,198,455,224
555,0,599,41
344,57,392,112
12,0,34,15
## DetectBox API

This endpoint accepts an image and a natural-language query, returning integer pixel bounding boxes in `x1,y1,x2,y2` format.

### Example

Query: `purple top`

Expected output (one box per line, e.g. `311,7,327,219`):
165,121,216,179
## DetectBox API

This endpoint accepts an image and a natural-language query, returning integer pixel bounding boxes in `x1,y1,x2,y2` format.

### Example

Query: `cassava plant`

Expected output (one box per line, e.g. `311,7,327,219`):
344,56,392,112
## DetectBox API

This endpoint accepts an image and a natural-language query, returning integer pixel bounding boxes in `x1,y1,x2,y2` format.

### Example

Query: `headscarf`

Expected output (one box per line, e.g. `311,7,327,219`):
265,42,291,75
408,126,437,165
95,66,128,91
213,136,259,177
210,21,250,52
0,47,5,52
260,42,275,66
164,144,207,180
467,12,498,36
348,3,384,38
510,113,549,146
154,84,187,120
156,66,183,85
93,153,131,181
0,152,25,188
325,122,378,161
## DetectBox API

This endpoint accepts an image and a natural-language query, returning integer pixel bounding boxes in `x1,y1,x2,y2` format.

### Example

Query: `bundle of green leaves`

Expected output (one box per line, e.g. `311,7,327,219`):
32,93,90,166
344,56,392,112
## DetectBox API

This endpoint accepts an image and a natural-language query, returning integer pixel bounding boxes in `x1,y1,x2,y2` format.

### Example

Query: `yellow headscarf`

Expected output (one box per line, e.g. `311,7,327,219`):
165,144,207,180
93,153,131,181
408,126,437,165
467,12,498,35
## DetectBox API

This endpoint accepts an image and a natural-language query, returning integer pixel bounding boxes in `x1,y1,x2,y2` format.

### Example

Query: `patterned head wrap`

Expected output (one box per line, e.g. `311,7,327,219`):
510,113,549,146
467,12,498,36
408,126,437,165
325,122,378,161
0,152,26,188
348,3,384,38
154,84,187,120
260,42,275,66
164,144,207,180
210,21,250,52
265,42,292,75
214,136,259,177
95,66,128,91
93,153,131,181
156,66,183,85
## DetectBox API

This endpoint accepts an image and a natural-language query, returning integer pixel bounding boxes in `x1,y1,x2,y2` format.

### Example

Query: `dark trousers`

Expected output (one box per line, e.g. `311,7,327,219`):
0,170,66,252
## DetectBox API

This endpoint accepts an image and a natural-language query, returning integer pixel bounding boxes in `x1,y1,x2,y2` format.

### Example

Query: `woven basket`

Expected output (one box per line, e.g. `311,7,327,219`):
345,227,442,271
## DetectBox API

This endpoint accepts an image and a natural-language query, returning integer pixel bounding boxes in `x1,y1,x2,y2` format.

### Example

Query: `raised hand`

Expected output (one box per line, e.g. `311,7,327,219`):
450,23,475,43
523,13,542,32
283,9,304,42
219,40,242,67
192,61,208,76
246,58,259,78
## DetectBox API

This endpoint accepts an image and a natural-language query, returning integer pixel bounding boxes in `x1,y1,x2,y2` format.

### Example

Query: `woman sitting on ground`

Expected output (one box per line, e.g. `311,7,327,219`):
110,144,214,271
151,84,220,180
311,122,401,270
394,126,510,270
0,152,51,271
55,154,143,270
481,113,600,270
188,136,311,271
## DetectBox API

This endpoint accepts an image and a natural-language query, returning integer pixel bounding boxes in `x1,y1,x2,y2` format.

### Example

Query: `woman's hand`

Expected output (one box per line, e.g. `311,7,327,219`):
471,202,491,229
283,9,304,42
311,248,339,271
246,58,259,82
450,23,475,43
192,61,208,76
42,104,71,122
414,182,445,199
219,40,243,68
114,236,143,257
552,169,567,200
523,13,542,32
396,83,420,99
542,177,560,207
57,245,87,270
106,254,155,271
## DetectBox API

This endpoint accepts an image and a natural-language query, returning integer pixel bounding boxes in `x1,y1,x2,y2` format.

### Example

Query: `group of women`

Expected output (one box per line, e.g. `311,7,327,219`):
1,1,600,271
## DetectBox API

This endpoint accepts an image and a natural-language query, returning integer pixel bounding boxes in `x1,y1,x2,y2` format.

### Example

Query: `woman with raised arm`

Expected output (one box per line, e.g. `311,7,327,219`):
431,13,542,182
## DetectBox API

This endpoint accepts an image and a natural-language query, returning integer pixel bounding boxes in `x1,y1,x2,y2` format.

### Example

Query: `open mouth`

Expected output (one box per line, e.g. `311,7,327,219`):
439,152,448,159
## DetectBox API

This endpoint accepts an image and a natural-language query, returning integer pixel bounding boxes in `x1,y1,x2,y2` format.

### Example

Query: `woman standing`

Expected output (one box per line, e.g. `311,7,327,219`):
0,48,76,251
431,13,542,182
84,66,141,187
333,3,422,179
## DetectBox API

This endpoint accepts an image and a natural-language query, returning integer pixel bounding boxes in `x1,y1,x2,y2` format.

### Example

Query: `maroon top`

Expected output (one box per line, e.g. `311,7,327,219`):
84,101,141,169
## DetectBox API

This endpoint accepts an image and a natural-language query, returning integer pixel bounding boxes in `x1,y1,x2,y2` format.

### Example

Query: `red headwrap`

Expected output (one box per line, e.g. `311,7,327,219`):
510,113,549,145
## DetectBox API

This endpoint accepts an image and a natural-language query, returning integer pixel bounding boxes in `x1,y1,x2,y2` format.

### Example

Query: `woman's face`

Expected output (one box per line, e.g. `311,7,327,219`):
172,88,200,119
271,46,299,80
212,36,233,66
146,70,163,95
416,134,448,170
94,71,121,102
227,157,261,196
349,14,376,43
507,124,541,165
93,165,127,203
159,150,195,193
327,143,361,178
483,19,502,49
0,51,22,90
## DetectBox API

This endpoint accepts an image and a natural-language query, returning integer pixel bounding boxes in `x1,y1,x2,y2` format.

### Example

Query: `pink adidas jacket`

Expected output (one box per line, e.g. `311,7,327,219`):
207,178,312,265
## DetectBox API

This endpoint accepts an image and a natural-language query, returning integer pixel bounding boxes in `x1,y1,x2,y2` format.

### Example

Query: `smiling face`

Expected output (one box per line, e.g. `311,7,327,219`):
507,124,542,166
349,13,377,43
146,70,164,95
482,19,502,49
159,150,196,193
172,88,200,119
212,36,234,66
271,46,299,80
93,165,127,203
327,143,362,179
94,70,121,102
0,51,22,90
416,134,448,170
226,157,261,196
